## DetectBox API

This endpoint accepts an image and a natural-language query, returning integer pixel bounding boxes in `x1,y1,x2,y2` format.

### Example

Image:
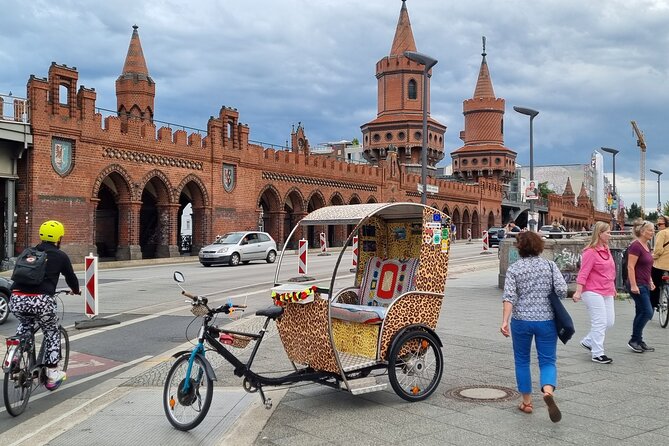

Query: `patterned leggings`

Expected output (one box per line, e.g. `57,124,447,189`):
9,293,61,367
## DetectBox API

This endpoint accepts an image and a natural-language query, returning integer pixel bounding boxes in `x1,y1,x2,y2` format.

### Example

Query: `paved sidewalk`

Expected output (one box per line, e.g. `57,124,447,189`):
31,264,669,445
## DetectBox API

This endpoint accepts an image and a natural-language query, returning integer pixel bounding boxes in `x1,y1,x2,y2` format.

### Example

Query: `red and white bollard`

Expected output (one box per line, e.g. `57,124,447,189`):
319,232,327,253
298,239,308,275
481,231,491,254
351,235,358,268
84,253,98,318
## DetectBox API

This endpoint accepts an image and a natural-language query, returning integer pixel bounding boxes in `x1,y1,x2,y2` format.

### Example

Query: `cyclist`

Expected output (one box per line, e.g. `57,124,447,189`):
651,215,669,310
9,220,81,390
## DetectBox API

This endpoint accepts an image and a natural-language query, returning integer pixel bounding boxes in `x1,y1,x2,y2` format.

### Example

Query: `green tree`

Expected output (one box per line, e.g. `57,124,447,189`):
626,202,643,220
538,181,554,199
351,137,360,146
647,211,659,221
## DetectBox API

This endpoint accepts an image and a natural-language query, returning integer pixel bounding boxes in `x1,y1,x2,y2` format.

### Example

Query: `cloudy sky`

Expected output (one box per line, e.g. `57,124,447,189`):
2,0,668,212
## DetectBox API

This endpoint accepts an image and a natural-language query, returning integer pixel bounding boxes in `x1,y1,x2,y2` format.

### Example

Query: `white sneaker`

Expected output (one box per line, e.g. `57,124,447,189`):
45,369,66,391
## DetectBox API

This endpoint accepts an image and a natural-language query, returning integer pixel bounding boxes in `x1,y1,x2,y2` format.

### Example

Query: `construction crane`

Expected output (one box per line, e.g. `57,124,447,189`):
631,120,647,212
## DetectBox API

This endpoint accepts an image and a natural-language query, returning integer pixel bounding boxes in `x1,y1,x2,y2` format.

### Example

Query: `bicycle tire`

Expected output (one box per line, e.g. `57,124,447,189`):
659,285,669,328
58,326,70,372
388,329,443,402
3,342,34,416
163,354,213,431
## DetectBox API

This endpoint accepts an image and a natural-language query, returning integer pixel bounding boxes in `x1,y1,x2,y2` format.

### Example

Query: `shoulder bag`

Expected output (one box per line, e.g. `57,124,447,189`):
546,260,575,344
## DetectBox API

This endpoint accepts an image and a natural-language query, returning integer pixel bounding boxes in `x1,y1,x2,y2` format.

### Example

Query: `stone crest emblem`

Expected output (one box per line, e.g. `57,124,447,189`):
222,163,236,192
52,138,73,176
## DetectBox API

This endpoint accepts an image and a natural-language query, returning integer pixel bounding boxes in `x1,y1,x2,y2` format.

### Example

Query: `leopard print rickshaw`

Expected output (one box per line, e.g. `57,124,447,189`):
275,297,339,373
355,216,386,285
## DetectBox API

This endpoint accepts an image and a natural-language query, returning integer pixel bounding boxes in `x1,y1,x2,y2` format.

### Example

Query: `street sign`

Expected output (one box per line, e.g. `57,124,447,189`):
417,184,439,194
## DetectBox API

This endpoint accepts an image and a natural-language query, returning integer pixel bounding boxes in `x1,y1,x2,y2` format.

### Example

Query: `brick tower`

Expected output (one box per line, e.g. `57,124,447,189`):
116,25,155,124
360,0,446,175
451,37,516,183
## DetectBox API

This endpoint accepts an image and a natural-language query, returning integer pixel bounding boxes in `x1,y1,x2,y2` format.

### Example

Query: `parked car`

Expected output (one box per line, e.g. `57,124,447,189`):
0,277,12,324
198,231,277,266
539,225,566,239
486,227,505,247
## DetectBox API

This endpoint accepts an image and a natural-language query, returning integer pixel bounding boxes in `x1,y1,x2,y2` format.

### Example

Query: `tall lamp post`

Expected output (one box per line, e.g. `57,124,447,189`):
513,106,539,231
601,147,619,229
650,169,663,214
404,50,438,205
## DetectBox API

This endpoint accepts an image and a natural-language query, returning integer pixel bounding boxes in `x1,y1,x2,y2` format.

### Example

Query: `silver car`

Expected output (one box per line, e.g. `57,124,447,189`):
199,231,277,266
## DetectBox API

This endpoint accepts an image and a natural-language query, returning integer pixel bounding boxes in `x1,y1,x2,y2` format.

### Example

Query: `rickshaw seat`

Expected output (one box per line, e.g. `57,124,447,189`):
331,257,418,324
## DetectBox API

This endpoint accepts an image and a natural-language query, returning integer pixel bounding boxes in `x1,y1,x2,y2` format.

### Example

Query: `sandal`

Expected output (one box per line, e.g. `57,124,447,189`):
543,393,562,423
518,401,533,414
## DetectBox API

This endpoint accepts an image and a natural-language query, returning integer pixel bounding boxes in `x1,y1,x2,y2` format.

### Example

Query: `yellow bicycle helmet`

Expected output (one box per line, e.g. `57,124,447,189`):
39,220,65,242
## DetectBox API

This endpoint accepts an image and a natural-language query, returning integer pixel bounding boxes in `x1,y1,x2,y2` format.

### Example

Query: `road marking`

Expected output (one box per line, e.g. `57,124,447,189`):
0,355,151,417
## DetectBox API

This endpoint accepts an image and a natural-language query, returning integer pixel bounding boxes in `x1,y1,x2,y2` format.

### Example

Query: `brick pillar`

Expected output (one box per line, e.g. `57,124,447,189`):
155,204,180,258
116,200,142,260
271,210,286,247
191,205,210,254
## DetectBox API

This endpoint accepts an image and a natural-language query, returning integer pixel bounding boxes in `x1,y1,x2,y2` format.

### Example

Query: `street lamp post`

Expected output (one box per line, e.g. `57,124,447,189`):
650,169,663,214
601,147,619,229
513,106,539,231
404,50,438,205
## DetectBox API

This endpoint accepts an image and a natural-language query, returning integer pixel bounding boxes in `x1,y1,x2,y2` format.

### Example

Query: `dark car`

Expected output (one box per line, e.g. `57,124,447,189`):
198,231,278,266
486,227,505,247
0,277,12,324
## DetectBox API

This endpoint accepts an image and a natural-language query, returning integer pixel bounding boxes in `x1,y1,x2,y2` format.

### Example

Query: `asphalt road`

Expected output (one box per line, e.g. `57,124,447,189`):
0,241,495,432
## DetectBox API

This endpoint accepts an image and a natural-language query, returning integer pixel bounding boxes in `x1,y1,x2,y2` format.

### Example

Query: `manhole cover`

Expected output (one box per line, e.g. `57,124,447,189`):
445,385,519,402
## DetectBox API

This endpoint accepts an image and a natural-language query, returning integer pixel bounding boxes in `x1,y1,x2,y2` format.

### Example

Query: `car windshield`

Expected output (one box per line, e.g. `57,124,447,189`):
540,226,552,232
214,232,244,245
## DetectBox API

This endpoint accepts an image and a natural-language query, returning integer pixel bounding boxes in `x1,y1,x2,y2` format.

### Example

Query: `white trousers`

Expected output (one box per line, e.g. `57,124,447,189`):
581,291,615,357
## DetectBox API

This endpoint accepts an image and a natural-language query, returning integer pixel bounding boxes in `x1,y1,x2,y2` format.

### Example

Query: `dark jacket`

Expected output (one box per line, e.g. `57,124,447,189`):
11,242,80,295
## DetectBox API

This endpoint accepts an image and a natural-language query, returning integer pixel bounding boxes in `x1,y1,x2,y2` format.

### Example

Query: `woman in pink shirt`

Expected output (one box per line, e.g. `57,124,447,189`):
572,221,616,364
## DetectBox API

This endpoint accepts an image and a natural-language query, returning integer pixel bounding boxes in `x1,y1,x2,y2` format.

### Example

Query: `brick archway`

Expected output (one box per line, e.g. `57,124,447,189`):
139,173,175,259
258,185,282,244
176,174,210,255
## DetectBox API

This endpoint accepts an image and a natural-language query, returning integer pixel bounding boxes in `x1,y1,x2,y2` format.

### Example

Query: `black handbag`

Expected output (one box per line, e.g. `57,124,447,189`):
546,261,575,344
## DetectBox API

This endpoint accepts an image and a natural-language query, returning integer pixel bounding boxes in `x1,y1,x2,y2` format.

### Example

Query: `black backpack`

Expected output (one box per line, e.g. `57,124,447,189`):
11,246,48,286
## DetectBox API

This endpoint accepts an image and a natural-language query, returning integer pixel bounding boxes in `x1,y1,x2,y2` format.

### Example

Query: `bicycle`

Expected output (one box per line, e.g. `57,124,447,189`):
2,290,71,416
658,271,669,328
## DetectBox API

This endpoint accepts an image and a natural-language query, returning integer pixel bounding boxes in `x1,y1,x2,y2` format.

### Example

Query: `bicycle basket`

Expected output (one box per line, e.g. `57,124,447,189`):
191,304,209,317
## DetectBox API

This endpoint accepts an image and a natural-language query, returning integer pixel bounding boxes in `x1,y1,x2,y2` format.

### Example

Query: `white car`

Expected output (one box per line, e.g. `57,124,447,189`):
539,225,565,239
199,231,277,266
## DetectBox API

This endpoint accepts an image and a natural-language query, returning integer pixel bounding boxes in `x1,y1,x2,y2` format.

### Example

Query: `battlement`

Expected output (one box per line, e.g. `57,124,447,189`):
376,55,433,75
463,97,505,114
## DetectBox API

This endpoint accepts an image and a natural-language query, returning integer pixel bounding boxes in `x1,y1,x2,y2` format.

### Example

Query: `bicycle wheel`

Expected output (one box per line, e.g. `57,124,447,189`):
659,285,669,328
163,354,213,431
58,326,70,372
388,329,443,402
3,342,34,416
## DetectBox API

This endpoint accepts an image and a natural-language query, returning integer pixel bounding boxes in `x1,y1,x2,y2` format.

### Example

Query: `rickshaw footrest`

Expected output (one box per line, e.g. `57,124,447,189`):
342,377,388,395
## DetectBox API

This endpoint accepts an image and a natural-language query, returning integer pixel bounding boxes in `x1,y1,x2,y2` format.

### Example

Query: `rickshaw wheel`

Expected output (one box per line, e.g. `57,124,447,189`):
388,329,443,402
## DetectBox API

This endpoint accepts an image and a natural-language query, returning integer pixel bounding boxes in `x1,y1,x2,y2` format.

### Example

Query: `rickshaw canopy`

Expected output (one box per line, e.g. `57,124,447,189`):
298,202,430,227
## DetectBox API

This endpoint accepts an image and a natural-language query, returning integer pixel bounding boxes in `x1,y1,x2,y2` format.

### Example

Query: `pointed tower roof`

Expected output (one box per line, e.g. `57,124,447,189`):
390,0,417,56
473,36,495,98
563,177,575,197
121,25,151,80
578,182,588,199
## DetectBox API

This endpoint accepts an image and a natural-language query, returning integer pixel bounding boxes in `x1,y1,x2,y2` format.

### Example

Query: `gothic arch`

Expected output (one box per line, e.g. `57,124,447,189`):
366,196,378,203
348,194,362,205
329,192,345,205
91,164,133,201
258,185,282,242
175,174,210,208
175,174,210,255
283,187,306,213
138,169,175,203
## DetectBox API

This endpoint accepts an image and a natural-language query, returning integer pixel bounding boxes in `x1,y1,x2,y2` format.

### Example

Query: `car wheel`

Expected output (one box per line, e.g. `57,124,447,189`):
229,253,241,266
266,250,277,264
201,263,211,267
0,293,9,325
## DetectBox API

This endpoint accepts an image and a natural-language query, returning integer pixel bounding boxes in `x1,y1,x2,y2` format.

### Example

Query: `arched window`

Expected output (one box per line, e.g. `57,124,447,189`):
59,84,69,105
408,79,417,100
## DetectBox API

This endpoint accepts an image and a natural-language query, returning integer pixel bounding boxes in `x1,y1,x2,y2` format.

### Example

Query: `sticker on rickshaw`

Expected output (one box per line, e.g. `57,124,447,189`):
441,238,450,253
432,232,441,244
425,222,442,229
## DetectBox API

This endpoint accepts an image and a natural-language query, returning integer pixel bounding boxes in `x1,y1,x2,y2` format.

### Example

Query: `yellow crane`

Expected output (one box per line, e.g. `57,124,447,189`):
631,120,647,212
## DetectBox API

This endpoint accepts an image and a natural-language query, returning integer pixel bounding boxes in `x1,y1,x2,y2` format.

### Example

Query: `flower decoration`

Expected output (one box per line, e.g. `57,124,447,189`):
272,285,319,305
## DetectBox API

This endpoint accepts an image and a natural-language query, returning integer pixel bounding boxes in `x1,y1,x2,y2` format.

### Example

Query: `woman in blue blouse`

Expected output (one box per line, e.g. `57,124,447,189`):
501,231,567,423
